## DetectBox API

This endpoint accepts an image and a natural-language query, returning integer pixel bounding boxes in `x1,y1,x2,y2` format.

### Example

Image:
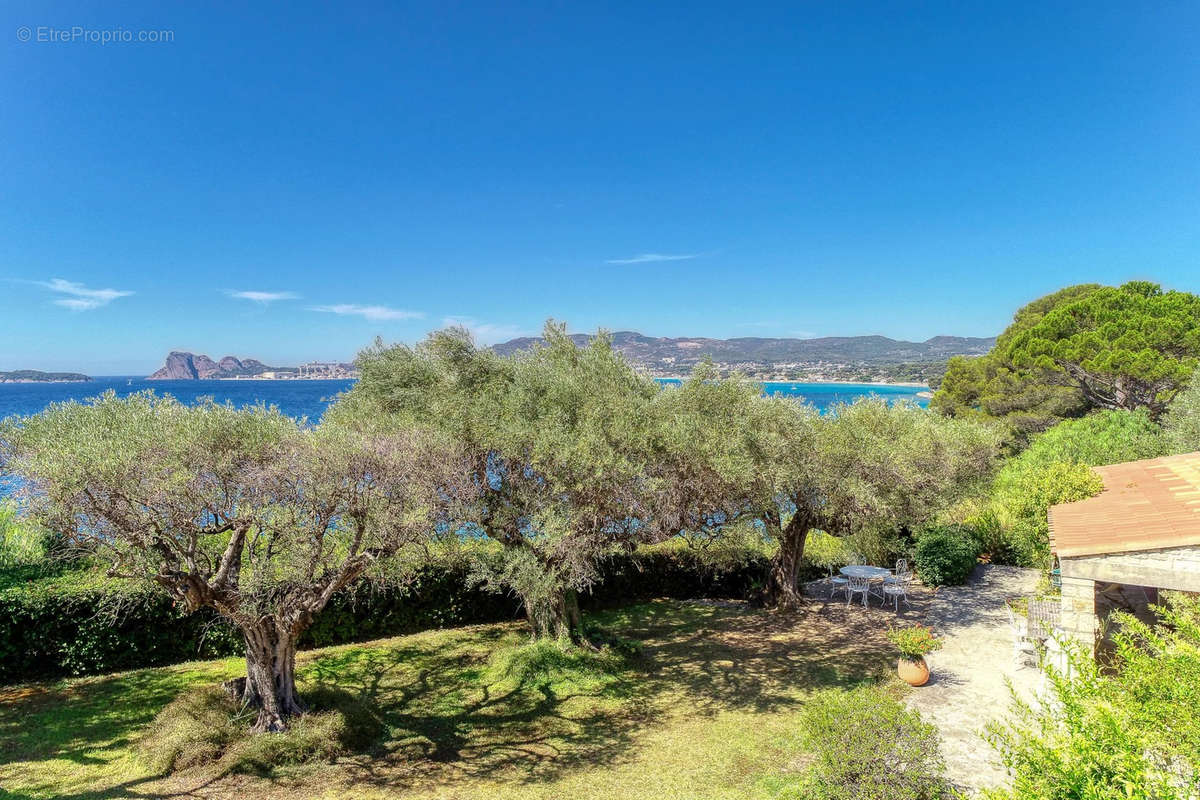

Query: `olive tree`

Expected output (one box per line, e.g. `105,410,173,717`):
754,399,998,606
485,325,696,639
338,323,686,641
815,397,1001,542
658,374,998,607
652,364,819,608
0,392,470,733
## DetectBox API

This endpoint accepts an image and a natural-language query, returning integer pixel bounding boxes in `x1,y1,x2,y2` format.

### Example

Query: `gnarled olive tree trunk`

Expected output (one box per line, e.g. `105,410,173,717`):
523,587,584,642
228,617,310,733
483,520,589,644
765,509,816,610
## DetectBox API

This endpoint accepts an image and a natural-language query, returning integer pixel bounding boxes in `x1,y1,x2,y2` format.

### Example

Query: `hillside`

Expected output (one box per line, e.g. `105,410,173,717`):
493,331,995,377
0,370,91,383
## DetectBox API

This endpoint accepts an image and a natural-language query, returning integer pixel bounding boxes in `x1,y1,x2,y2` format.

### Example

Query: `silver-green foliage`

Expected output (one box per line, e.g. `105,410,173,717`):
1,392,462,611
654,372,1000,604
0,390,469,732
767,686,947,800
342,322,703,638
0,500,48,567
817,398,1001,539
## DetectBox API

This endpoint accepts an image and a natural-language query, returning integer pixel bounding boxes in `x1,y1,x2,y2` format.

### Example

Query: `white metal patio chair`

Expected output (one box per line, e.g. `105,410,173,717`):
846,575,872,607
884,558,908,585
1006,601,1038,667
827,564,849,600
882,569,912,612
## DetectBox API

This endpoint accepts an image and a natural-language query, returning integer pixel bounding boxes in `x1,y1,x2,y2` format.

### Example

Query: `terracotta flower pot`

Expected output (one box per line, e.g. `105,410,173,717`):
897,656,930,686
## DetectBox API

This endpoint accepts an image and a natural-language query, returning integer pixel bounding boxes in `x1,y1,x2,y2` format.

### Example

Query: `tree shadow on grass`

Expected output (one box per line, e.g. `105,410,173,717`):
0,664,234,800
295,632,651,792
0,668,220,765
610,599,894,715
0,600,897,799
275,600,893,794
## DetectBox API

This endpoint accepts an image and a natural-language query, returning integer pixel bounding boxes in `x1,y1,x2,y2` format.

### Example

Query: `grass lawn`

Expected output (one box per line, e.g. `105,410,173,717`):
0,599,896,800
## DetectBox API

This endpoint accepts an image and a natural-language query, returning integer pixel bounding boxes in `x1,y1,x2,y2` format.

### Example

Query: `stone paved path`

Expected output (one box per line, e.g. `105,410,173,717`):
904,564,1042,795
806,563,1043,795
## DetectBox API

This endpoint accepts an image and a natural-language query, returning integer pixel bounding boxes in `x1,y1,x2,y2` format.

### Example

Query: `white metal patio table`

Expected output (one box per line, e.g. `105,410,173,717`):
839,565,891,605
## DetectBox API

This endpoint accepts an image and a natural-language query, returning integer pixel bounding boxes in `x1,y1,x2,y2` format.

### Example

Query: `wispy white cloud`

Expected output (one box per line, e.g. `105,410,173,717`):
311,304,425,322
38,278,133,311
605,253,698,265
442,316,528,345
228,290,299,304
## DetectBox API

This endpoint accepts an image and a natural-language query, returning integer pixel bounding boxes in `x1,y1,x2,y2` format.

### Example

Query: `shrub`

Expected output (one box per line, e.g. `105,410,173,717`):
997,409,1165,471
141,684,381,776
984,594,1200,800
912,525,979,586
488,637,629,686
772,686,947,800
971,410,1160,567
0,566,244,683
985,460,1104,567
0,543,769,684
0,501,48,567
887,625,943,660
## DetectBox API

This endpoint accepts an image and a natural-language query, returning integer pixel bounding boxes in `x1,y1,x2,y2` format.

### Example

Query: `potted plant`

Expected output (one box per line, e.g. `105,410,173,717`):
887,625,942,686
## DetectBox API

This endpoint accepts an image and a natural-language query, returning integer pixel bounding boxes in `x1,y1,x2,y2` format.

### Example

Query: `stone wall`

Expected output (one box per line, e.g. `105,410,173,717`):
1058,574,1097,645
1057,545,1200,649
1060,545,1200,593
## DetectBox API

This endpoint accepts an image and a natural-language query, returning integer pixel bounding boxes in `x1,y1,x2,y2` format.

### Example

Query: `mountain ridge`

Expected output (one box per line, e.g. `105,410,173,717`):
143,332,995,382
492,331,995,373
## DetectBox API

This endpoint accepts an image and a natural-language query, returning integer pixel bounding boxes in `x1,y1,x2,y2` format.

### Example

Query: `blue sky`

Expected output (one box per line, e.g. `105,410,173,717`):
2,1,1198,373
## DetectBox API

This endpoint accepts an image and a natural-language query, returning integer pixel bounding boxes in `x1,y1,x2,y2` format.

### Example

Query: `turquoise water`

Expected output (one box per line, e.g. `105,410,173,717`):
0,377,927,423
657,379,929,410
0,377,356,422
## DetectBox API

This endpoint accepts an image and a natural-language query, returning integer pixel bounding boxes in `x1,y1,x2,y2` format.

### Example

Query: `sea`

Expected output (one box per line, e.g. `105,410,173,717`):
0,377,928,423
0,378,926,500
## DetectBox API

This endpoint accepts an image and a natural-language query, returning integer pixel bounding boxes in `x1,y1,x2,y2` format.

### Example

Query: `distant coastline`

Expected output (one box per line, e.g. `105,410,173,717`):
147,351,359,381
796,380,929,388
655,375,929,389
0,370,92,384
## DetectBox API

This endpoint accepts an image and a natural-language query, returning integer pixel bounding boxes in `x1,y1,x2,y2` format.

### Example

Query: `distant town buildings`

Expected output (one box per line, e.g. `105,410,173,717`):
217,362,360,380
297,362,358,379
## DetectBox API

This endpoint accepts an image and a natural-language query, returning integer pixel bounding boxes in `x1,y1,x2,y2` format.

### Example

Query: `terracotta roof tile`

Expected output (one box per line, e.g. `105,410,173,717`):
1048,452,1200,558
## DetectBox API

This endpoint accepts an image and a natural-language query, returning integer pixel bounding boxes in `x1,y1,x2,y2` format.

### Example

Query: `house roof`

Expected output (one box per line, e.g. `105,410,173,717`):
1049,452,1200,558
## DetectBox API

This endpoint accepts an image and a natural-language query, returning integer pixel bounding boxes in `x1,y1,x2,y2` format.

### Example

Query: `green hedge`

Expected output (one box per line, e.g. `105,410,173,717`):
0,548,769,685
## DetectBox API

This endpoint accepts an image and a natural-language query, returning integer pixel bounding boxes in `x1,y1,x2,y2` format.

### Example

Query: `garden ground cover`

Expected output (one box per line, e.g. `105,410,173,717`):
0,598,894,800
